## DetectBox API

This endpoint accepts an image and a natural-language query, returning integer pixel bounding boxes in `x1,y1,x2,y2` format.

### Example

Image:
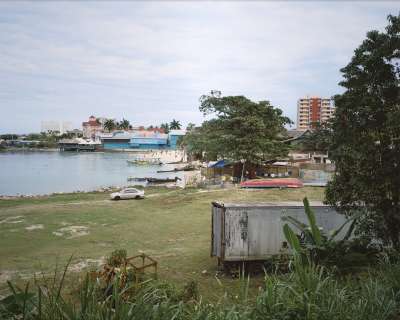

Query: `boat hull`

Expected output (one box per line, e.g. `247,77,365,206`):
240,178,303,189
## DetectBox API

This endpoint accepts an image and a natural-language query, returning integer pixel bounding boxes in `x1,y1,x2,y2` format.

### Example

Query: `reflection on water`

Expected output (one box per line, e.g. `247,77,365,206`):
0,151,182,195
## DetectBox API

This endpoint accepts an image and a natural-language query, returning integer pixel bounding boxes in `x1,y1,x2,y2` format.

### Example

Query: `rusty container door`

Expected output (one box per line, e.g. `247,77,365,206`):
223,208,250,261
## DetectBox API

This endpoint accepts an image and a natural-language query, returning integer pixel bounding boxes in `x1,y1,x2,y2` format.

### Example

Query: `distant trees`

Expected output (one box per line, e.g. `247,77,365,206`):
103,119,117,132
325,14,400,248
183,93,292,166
103,118,131,132
0,134,18,140
160,120,183,133
169,119,181,130
118,118,130,130
160,123,170,134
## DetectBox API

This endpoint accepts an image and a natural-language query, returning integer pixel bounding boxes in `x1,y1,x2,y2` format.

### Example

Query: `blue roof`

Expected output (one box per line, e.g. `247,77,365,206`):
209,160,227,168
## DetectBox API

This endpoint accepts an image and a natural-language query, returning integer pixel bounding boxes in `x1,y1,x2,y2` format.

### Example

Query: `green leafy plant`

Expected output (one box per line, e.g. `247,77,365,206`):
282,197,363,268
106,249,127,267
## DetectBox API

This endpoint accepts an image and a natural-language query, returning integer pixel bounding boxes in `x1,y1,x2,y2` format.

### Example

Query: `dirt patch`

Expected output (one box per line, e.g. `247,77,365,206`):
25,224,44,231
69,258,105,272
53,226,89,239
0,270,17,283
0,216,24,224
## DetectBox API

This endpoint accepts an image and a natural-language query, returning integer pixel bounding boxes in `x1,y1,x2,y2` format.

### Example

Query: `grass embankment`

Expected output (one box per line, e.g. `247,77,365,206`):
0,187,324,299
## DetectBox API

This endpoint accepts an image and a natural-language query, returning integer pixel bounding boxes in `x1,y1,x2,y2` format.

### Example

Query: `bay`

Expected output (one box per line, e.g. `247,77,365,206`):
0,151,183,195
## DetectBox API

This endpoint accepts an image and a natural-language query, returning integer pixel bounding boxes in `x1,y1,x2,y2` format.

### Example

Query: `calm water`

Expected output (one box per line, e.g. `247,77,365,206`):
0,151,182,195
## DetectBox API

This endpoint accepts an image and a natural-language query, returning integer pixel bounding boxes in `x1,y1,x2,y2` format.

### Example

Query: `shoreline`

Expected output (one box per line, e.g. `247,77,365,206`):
0,186,120,200
1,147,186,154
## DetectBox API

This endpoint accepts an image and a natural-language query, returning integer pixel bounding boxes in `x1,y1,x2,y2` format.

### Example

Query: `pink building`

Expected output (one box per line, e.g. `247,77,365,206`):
82,116,102,139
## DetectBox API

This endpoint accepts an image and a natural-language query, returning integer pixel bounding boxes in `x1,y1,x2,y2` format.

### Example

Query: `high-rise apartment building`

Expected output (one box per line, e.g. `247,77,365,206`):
297,96,334,130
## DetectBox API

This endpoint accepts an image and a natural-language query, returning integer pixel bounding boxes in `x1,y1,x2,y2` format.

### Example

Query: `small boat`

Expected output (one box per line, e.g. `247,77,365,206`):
240,178,303,189
127,157,162,165
127,177,148,182
146,177,181,183
157,164,197,173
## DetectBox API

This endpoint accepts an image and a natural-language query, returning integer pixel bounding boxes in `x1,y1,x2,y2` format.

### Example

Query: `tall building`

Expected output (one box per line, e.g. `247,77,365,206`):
297,96,334,130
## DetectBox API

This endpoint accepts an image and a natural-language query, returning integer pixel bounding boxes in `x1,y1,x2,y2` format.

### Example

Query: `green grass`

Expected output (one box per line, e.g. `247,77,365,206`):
0,186,325,300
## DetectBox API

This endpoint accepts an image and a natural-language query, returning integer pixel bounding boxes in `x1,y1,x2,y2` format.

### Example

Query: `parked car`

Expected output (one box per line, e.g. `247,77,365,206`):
110,188,144,200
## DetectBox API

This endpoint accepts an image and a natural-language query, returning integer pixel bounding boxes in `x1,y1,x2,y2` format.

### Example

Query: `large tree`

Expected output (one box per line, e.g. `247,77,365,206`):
183,93,292,165
326,14,400,247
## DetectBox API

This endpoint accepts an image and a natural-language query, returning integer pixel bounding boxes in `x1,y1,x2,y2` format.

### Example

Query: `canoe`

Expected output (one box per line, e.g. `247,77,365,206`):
146,177,181,183
240,178,303,189
127,177,181,183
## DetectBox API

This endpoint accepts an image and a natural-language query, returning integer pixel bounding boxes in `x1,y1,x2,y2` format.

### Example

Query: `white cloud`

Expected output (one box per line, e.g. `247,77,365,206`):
0,1,398,132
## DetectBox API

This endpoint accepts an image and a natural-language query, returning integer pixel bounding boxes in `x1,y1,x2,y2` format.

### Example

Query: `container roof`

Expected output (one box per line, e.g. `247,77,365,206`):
212,201,328,208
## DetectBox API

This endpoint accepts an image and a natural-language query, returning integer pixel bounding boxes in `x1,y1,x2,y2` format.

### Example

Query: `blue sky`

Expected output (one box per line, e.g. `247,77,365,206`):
0,1,398,134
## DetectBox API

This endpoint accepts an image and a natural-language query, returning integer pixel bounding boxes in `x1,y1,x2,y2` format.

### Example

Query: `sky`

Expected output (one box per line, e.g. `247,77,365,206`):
0,1,398,134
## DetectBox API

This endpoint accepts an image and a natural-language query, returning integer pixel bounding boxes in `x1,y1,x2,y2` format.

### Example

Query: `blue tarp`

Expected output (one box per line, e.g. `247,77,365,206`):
209,160,227,168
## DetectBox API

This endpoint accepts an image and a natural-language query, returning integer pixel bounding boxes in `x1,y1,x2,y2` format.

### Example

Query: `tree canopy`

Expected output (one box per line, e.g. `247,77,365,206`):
160,123,170,133
325,14,400,247
183,93,292,162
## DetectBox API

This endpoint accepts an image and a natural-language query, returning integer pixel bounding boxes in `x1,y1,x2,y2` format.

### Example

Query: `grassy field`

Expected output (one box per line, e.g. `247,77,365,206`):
0,186,325,300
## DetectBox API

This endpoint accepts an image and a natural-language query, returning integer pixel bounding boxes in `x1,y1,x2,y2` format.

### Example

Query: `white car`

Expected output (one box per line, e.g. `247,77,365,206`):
110,188,145,200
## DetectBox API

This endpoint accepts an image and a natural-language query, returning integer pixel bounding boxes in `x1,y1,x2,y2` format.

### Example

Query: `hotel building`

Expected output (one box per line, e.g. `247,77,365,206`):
297,96,335,130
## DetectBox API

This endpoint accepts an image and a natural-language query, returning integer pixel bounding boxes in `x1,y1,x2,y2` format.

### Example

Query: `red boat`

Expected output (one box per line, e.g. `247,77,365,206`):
240,178,303,189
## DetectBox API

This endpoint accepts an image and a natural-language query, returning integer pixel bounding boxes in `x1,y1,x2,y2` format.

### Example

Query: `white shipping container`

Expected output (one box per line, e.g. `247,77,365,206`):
211,202,347,263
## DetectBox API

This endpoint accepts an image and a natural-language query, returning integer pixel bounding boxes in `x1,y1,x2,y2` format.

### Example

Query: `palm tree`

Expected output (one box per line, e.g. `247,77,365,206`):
169,119,181,130
119,118,130,130
104,119,116,132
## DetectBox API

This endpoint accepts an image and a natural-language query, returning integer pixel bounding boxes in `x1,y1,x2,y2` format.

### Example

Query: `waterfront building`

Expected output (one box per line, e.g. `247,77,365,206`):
58,138,101,151
99,129,186,150
297,96,334,130
99,131,132,149
130,131,169,149
168,130,186,149
82,116,103,139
